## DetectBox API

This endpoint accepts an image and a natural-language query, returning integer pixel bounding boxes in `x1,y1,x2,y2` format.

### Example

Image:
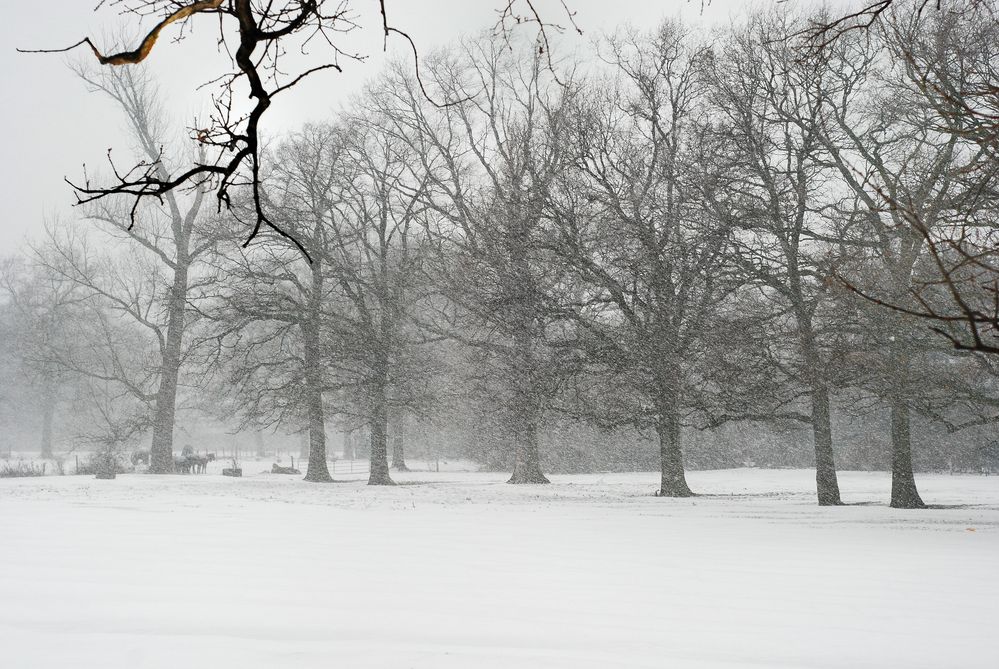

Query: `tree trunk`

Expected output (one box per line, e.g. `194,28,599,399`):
504,209,549,485
304,412,332,483
507,357,549,485
148,265,188,474
368,358,395,486
301,255,333,482
885,328,925,509
810,387,843,506
889,399,925,509
302,335,332,483
657,411,693,497
508,416,549,484
390,413,409,472
797,319,843,506
39,384,55,459
148,357,180,474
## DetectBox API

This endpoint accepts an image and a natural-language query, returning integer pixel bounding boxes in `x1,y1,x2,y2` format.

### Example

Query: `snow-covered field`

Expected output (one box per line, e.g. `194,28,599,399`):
1,468,997,668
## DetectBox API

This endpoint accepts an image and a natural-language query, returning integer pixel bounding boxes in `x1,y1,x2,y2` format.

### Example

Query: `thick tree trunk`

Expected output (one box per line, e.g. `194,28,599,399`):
304,414,332,483
148,265,188,474
99,74,206,476
885,330,925,509
302,260,332,483
504,210,549,485
39,384,55,459
508,416,549,484
390,413,409,471
657,412,693,497
810,387,843,506
889,399,925,509
368,358,395,486
507,358,549,485
149,359,180,473
302,337,332,483
796,318,843,506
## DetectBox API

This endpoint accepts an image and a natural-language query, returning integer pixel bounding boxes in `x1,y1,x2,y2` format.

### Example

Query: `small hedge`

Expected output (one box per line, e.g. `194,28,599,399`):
75,456,131,477
0,461,47,478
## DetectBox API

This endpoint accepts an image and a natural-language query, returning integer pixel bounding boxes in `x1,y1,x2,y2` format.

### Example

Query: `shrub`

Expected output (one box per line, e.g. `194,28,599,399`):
74,455,132,477
0,461,47,478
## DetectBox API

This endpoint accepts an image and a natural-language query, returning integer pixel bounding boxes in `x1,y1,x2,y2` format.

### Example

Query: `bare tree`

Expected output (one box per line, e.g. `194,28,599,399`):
376,38,583,484
66,65,214,473
33,223,177,453
703,11,847,505
549,22,735,497
269,121,426,485
803,13,987,507
207,117,431,485
325,115,437,485
203,181,339,483
0,256,90,458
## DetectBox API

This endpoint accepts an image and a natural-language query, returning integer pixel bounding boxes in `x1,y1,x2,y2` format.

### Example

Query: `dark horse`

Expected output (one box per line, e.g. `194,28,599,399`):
174,453,209,474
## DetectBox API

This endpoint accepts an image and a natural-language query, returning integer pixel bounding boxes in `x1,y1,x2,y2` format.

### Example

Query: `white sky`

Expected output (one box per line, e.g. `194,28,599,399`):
0,0,843,251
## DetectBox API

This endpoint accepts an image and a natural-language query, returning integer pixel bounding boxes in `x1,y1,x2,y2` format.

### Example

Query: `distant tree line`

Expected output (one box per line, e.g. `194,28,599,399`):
2,0,997,508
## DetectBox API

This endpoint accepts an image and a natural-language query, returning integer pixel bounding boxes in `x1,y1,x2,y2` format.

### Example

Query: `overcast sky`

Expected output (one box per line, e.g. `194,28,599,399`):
0,0,839,252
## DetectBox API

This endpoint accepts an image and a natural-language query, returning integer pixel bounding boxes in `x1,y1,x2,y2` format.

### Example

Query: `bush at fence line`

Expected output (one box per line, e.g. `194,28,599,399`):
75,455,133,477
0,461,47,478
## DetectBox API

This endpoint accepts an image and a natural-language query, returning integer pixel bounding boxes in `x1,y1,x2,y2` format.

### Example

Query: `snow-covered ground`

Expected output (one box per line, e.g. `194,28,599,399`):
1,468,997,668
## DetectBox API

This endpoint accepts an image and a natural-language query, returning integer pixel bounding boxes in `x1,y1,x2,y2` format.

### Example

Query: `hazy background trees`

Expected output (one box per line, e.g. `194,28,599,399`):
4,0,997,507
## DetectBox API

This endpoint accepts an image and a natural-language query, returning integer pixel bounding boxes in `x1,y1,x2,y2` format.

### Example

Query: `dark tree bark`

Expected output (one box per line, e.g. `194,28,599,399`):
799,324,843,506
367,354,395,486
303,387,332,482
507,330,549,486
887,341,926,508
148,263,188,473
302,332,333,482
889,399,925,508
390,414,409,471
508,410,549,484
874,246,928,509
301,258,333,482
809,387,843,506
506,296,549,486
505,209,550,486
656,393,693,498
